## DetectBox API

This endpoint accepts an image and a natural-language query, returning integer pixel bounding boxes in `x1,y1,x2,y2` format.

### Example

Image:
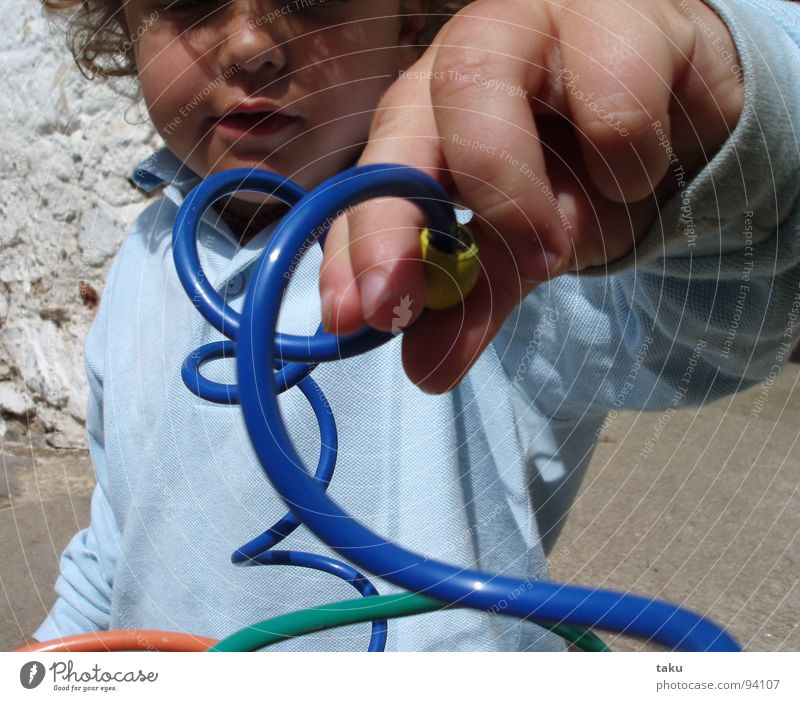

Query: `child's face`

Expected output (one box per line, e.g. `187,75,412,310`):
123,0,424,190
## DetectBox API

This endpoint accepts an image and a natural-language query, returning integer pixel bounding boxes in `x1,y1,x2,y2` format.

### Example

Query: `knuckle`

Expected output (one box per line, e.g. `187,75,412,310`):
576,96,648,144
430,48,519,111
432,48,487,92
369,102,413,138
479,189,533,228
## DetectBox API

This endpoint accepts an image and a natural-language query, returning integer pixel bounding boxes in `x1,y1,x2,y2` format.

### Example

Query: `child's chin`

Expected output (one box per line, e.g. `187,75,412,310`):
229,190,277,205
207,154,352,192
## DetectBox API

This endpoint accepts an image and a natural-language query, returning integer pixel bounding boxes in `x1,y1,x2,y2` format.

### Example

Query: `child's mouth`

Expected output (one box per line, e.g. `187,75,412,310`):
214,111,300,139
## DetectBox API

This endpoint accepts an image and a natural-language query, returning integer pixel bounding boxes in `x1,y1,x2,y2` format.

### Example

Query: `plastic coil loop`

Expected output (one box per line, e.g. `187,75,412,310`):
173,167,393,650
175,164,741,652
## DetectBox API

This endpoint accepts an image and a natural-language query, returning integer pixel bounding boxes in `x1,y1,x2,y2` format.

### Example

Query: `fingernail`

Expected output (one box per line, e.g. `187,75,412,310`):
360,270,390,321
320,288,335,333
543,251,566,277
525,251,566,282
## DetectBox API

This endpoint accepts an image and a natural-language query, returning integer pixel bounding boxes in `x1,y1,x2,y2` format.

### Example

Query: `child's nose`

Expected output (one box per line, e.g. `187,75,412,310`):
216,4,288,78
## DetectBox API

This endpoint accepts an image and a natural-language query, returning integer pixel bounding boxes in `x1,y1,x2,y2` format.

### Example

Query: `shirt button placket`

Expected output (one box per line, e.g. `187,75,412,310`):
224,273,245,297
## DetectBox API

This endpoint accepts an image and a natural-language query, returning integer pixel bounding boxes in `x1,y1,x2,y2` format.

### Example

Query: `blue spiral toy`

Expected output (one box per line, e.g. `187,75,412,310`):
172,164,741,653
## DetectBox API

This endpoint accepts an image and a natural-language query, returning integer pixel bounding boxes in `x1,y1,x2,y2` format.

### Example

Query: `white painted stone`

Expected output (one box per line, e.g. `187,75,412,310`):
0,316,87,422
0,382,29,416
0,0,159,438
80,204,123,267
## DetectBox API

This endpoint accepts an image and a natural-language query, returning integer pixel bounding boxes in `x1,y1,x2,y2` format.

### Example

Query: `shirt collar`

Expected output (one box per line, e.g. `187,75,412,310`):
131,147,276,248
132,147,473,250
131,146,203,195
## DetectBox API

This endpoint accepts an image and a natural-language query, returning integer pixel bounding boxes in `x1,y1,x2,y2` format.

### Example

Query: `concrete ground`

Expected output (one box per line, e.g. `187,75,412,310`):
2,366,798,652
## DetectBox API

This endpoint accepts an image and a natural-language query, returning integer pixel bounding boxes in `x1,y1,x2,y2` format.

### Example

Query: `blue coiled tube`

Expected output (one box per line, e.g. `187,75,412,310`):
173,169,305,340
181,340,317,402
173,168,388,651
230,164,741,652
175,163,741,651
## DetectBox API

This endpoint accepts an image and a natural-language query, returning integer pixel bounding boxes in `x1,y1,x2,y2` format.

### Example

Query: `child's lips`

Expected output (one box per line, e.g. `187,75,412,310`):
213,111,301,139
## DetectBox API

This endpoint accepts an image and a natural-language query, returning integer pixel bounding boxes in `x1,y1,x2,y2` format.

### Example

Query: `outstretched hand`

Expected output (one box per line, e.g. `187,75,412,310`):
319,0,743,393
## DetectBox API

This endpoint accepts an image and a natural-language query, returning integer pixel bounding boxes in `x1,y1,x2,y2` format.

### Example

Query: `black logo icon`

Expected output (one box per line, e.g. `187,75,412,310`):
20,661,45,690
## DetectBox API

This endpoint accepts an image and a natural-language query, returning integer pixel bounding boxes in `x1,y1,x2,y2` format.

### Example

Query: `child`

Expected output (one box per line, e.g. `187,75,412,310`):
30,0,800,651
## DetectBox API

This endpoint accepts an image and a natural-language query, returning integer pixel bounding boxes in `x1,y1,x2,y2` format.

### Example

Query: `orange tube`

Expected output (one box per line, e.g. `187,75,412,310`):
16,630,218,652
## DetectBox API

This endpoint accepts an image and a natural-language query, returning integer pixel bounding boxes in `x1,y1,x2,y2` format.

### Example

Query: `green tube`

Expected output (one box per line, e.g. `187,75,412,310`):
550,624,612,652
210,592,610,652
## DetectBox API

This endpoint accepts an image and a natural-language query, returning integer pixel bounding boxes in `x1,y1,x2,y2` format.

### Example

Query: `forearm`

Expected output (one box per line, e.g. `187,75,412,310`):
604,0,800,398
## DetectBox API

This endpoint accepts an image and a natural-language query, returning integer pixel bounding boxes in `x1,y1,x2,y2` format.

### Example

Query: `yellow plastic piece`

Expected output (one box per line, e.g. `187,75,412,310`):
420,225,480,310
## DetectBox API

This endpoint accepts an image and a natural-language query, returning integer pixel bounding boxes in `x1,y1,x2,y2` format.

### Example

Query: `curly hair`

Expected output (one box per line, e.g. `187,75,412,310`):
42,0,471,82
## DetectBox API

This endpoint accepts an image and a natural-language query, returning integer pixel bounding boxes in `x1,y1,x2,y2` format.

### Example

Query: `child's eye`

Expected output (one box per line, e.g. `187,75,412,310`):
151,0,353,29
158,0,228,16
157,0,348,14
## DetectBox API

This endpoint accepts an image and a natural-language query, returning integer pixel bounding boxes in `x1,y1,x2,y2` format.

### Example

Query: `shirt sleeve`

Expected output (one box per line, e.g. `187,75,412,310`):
495,0,800,419
32,256,122,641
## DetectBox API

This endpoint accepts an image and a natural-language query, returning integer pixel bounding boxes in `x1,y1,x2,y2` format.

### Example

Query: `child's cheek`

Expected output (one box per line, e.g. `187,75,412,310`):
132,30,192,127
137,62,188,138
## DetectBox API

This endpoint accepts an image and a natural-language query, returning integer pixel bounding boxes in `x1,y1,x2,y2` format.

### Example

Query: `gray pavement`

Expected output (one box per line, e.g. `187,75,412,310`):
550,364,800,651
2,365,798,651
1,443,93,650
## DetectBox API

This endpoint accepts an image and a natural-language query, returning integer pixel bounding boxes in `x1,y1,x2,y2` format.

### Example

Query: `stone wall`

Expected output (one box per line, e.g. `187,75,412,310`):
0,1,159,447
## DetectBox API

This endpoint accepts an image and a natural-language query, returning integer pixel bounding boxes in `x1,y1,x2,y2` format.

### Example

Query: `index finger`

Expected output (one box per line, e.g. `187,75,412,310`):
321,44,453,333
